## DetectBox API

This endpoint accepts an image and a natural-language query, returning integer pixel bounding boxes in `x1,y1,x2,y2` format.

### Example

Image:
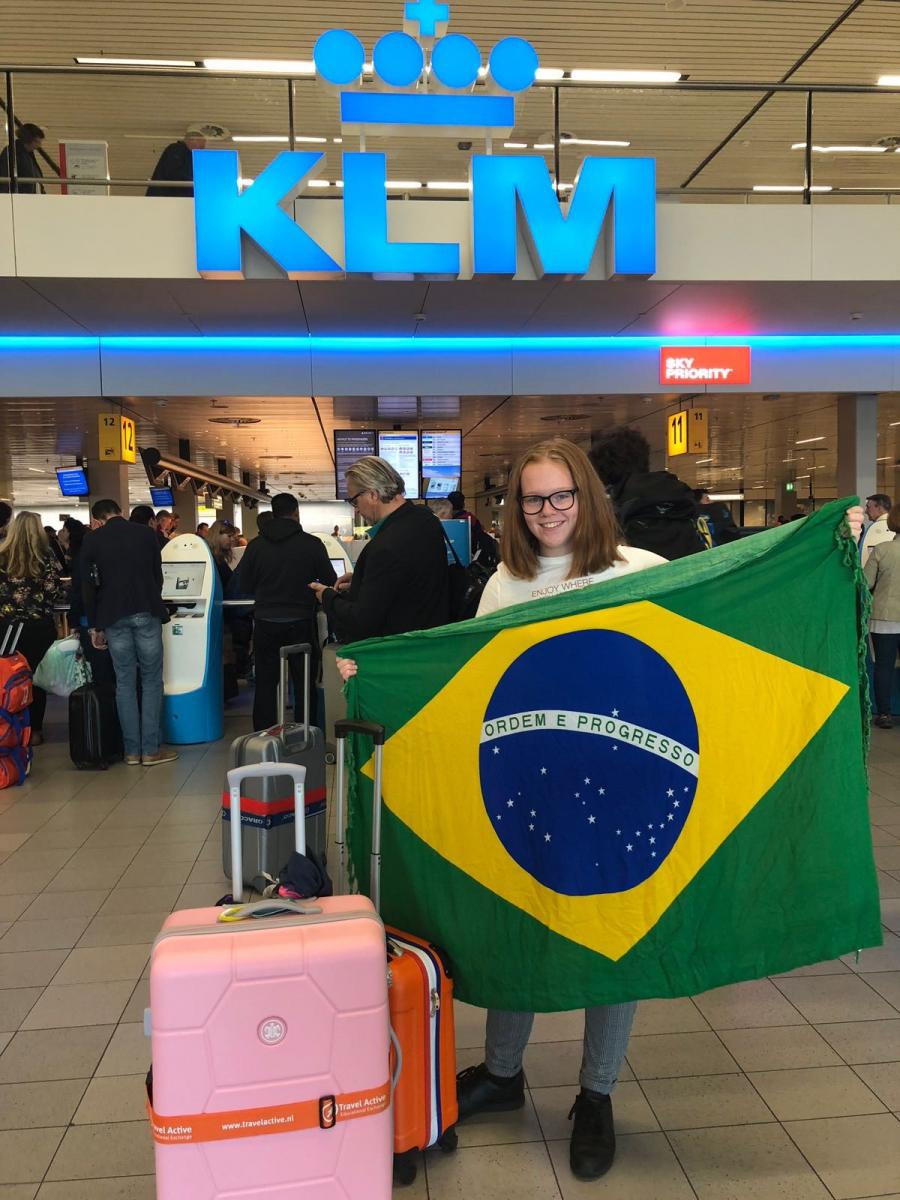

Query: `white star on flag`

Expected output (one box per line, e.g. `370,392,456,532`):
598,788,606,796
507,799,514,808
492,746,500,755
584,777,591,784
530,809,536,817
612,708,619,717
626,843,633,852
544,833,552,842
540,767,547,775
529,823,534,831
588,815,596,824
667,788,675,798
673,800,680,808
649,836,656,845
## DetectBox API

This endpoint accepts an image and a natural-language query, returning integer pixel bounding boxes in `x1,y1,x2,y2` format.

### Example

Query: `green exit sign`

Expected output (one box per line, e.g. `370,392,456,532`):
786,482,795,492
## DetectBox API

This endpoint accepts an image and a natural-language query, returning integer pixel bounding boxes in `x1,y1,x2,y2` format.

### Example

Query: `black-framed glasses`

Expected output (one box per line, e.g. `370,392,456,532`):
519,488,579,516
347,490,367,508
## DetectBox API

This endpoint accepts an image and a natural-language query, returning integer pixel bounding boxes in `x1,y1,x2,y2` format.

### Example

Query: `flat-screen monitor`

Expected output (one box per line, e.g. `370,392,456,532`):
150,486,174,507
421,429,461,475
334,430,377,499
425,475,459,499
377,430,421,501
161,561,207,600
329,558,345,577
56,467,89,497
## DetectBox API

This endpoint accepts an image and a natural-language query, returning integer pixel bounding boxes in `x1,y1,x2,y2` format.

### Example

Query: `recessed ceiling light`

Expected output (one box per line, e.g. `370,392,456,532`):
202,57,316,75
695,458,713,465
569,68,683,84
877,74,900,87
561,136,631,147
74,55,197,67
385,180,422,190
796,436,826,444
791,142,887,154
753,184,833,193
504,141,528,149
535,68,566,81
232,135,290,143
425,180,471,190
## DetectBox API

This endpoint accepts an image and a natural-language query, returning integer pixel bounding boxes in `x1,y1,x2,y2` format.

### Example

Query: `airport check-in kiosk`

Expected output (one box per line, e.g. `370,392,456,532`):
161,535,223,744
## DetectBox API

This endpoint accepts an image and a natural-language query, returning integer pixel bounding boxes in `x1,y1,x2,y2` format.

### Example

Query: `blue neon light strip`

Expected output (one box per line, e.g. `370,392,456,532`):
339,92,515,128
3,335,900,352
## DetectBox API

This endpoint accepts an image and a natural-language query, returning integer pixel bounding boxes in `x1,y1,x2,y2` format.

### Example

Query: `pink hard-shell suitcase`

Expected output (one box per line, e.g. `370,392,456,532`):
148,761,393,1199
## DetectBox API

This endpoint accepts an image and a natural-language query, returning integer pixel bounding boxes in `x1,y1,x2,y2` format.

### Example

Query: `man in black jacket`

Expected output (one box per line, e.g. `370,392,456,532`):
240,493,336,731
146,125,207,197
590,427,706,561
0,123,45,194
309,456,449,643
81,498,175,766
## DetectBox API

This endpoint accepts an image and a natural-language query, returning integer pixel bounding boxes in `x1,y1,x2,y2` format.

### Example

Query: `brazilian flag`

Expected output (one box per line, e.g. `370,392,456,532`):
343,499,881,1011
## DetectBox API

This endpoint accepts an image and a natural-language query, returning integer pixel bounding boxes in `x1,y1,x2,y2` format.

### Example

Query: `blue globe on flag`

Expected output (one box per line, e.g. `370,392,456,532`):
478,629,700,896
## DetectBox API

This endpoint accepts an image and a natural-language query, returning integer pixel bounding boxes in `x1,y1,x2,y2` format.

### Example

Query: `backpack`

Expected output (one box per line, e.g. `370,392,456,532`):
614,472,710,561
442,528,496,622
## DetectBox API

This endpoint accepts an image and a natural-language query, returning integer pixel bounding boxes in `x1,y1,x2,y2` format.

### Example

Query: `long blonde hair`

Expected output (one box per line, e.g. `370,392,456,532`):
205,520,235,564
0,511,51,580
501,438,623,581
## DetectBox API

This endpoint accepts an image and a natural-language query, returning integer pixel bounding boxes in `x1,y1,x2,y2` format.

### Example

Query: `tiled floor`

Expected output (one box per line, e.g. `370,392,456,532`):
0,697,898,1198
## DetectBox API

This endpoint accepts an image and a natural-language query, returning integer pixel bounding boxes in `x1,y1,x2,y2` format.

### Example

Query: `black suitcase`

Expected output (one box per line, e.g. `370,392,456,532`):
69,682,123,769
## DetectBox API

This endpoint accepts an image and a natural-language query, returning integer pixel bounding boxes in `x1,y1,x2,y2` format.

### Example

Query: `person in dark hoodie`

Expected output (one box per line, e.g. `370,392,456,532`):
239,492,336,731
589,427,706,561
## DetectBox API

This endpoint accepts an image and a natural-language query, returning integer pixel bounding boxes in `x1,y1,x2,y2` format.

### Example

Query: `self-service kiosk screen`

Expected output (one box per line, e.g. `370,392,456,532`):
377,431,420,500
162,561,207,600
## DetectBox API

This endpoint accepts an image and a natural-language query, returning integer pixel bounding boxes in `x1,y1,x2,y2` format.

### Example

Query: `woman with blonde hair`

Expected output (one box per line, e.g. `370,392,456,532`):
204,520,237,588
0,512,63,744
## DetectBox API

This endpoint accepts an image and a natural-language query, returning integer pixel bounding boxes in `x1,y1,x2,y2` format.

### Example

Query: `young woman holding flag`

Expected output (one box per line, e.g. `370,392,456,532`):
337,437,863,1181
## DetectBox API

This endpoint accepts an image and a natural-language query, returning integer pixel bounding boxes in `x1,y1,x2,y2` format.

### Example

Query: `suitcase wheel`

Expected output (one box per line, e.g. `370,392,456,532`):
438,1127,458,1153
392,1150,418,1187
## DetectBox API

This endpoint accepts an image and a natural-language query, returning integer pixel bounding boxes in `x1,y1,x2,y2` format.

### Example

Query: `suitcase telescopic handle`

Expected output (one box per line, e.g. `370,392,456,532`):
278,643,311,742
226,762,307,904
334,720,386,911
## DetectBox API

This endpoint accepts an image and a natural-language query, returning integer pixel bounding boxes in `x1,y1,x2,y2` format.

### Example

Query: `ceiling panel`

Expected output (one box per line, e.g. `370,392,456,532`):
4,1,899,197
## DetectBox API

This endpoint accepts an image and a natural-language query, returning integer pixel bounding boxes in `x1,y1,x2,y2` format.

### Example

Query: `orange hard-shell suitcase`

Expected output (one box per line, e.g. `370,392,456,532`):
335,720,459,1187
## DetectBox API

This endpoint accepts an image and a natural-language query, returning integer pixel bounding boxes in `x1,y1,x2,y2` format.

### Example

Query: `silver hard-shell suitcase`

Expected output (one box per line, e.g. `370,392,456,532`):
222,642,327,891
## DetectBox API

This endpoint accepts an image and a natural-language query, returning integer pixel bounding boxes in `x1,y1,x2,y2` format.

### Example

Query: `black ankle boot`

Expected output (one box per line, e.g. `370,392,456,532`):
568,1089,616,1180
456,1062,525,1122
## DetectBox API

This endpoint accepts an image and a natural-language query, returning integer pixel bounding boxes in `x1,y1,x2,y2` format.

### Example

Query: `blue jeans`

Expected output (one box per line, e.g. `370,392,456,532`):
105,613,164,758
485,1003,637,1095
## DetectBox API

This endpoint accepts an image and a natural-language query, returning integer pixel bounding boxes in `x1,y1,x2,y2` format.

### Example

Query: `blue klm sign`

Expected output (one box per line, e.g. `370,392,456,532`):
193,2,656,280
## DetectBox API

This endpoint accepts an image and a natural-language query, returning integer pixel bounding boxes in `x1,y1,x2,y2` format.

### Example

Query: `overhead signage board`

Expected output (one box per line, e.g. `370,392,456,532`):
192,2,656,282
98,413,136,464
661,347,752,387
667,409,709,458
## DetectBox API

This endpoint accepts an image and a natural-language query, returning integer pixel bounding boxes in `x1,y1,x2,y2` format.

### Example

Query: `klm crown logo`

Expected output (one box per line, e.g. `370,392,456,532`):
313,0,539,137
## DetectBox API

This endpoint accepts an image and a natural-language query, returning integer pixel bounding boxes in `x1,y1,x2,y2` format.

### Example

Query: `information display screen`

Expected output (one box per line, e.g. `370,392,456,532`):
377,431,421,500
150,487,174,507
421,429,461,499
334,430,377,499
425,475,459,499
329,558,345,576
56,467,89,497
162,561,207,600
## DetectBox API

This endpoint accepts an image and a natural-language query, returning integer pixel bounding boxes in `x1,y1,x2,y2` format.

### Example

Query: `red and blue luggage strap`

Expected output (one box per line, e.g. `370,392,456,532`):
221,785,326,830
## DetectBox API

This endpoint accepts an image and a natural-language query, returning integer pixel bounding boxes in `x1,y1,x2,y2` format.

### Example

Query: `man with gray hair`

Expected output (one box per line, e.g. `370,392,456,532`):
147,123,208,197
309,456,449,643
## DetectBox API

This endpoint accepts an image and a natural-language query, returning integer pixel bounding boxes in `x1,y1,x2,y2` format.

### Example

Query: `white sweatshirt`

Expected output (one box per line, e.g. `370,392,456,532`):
476,545,668,616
